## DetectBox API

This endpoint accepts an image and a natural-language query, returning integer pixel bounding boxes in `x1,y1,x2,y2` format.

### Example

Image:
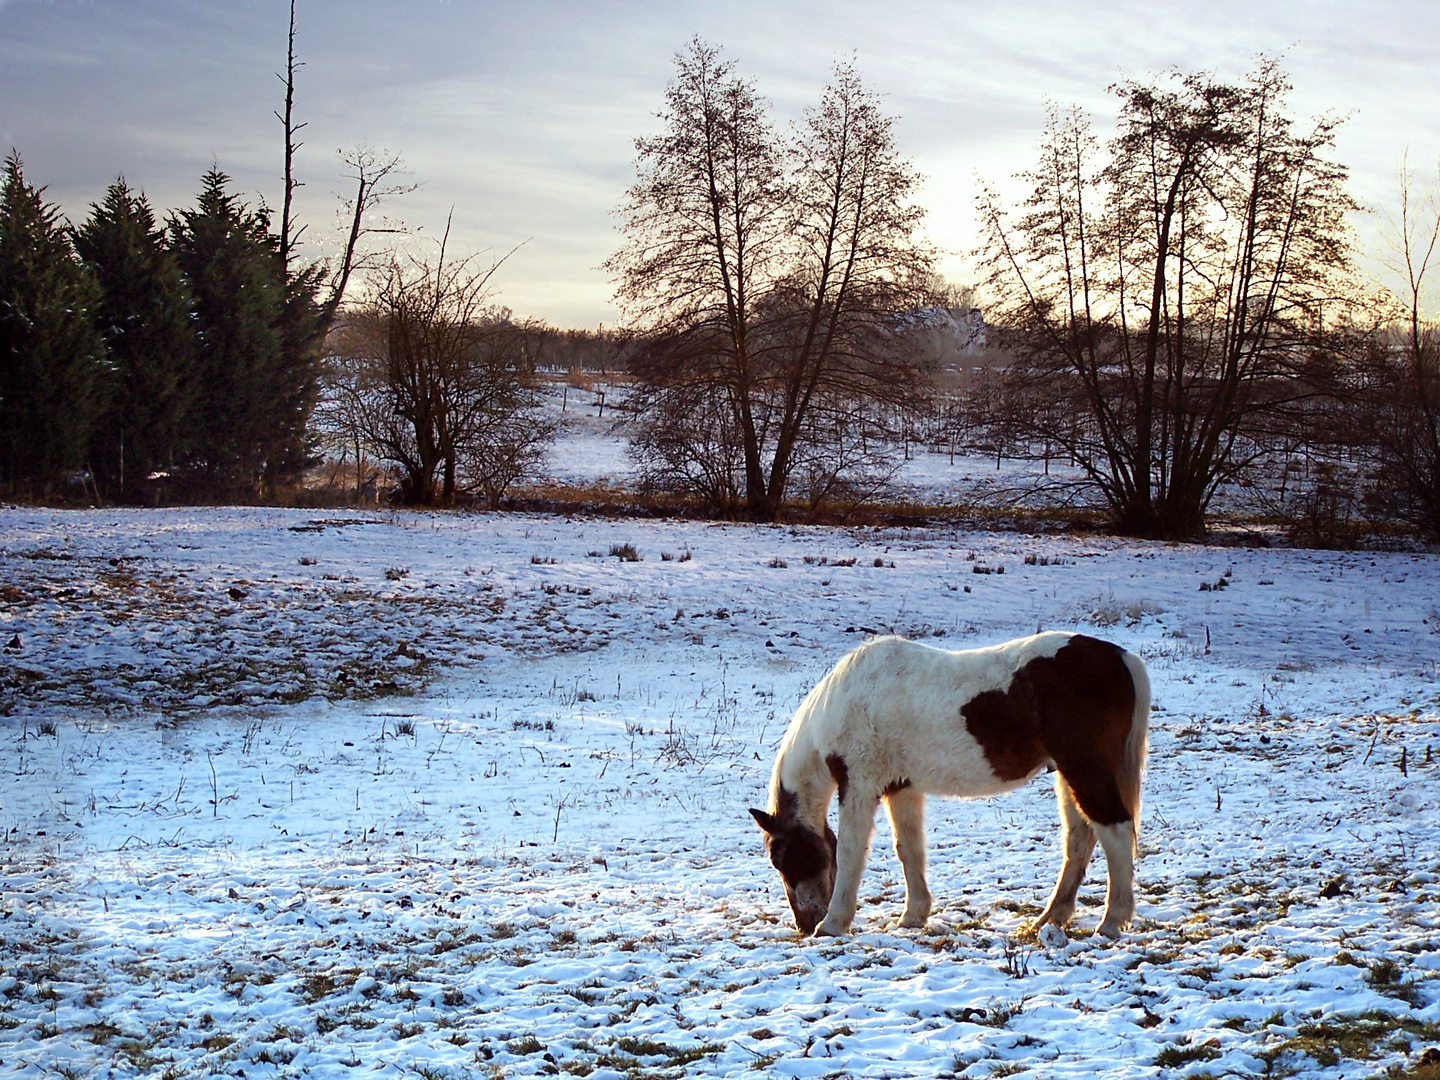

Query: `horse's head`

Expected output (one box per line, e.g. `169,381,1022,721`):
749,791,836,936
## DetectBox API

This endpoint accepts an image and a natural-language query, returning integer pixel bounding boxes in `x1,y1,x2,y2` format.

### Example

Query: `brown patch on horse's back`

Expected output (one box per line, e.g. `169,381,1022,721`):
826,754,849,805
1026,635,1136,825
882,777,913,798
963,635,1137,826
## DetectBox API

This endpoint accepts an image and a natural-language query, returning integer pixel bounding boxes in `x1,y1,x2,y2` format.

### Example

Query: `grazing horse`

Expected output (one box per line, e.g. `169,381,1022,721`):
749,632,1149,939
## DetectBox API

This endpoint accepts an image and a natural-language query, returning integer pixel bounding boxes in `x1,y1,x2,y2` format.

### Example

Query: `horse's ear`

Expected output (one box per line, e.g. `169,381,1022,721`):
749,807,780,834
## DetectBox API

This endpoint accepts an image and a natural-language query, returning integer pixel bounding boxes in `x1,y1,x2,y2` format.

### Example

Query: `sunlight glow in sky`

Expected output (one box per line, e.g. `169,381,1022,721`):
2,0,1436,327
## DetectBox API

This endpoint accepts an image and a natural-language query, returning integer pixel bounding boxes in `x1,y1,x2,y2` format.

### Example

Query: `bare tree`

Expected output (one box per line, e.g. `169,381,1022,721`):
977,61,1357,539
322,144,415,323
460,315,558,509
1359,157,1440,540
332,233,551,506
608,41,935,521
271,1,415,495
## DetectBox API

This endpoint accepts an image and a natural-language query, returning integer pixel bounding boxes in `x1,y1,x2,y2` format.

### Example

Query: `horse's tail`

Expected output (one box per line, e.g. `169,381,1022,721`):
1118,649,1151,851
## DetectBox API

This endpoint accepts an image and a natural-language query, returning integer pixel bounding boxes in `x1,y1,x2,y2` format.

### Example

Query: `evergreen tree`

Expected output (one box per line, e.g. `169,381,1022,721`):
169,167,285,498
0,153,106,496
74,178,196,501
273,246,327,489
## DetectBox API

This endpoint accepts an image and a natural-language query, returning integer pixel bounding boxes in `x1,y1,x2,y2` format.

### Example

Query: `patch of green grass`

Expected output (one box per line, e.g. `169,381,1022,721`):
1368,958,1423,1005
1382,1051,1440,1080
613,1037,723,1066
1154,1040,1221,1067
1127,949,1181,968
433,930,485,955
86,1021,122,1044
115,1039,162,1071
594,1050,641,1072
1270,1012,1440,1067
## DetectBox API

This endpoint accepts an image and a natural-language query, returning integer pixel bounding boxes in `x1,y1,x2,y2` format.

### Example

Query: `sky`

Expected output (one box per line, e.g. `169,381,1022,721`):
1,0,1437,328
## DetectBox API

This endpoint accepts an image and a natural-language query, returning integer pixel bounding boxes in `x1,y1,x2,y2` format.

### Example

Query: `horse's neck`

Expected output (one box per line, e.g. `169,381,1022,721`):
773,741,832,829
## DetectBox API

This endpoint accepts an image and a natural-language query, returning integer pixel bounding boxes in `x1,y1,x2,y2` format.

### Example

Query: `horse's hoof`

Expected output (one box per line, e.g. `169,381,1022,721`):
1035,904,1075,929
813,919,849,937
1037,922,1068,948
897,914,928,929
1095,920,1127,940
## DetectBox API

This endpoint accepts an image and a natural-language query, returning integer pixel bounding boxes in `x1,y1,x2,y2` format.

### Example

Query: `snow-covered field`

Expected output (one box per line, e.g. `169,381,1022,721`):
531,380,1092,511
2,507,1439,1079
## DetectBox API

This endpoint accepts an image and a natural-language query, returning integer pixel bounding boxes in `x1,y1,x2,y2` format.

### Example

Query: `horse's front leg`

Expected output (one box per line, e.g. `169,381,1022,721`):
814,788,880,937
884,786,931,928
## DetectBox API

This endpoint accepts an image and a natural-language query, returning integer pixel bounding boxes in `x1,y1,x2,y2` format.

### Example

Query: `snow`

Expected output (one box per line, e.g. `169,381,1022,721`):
1,506,1438,1078
530,379,1096,507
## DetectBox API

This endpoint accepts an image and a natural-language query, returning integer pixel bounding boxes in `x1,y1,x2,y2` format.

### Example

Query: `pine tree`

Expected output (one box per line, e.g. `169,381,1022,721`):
273,247,327,490
0,153,106,496
74,178,196,501
169,167,285,499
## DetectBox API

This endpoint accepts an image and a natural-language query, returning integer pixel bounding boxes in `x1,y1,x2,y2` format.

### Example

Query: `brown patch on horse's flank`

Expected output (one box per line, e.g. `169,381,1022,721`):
961,688,1047,781
962,634,1136,826
826,753,849,805
883,777,912,797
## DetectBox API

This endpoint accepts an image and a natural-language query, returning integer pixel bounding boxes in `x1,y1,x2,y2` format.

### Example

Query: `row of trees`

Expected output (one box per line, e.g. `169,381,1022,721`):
611,43,1439,541
0,0,414,502
0,159,326,500
0,145,557,509
3,28,1435,539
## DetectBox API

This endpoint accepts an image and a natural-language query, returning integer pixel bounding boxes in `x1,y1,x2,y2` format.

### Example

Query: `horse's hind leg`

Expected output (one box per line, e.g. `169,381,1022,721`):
884,786,932,928
815,788,880,937
1036,776,1095,929
1093,819,1136,939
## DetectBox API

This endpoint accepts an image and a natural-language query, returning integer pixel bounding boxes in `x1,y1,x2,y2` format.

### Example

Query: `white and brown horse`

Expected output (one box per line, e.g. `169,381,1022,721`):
749,632,1149,939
